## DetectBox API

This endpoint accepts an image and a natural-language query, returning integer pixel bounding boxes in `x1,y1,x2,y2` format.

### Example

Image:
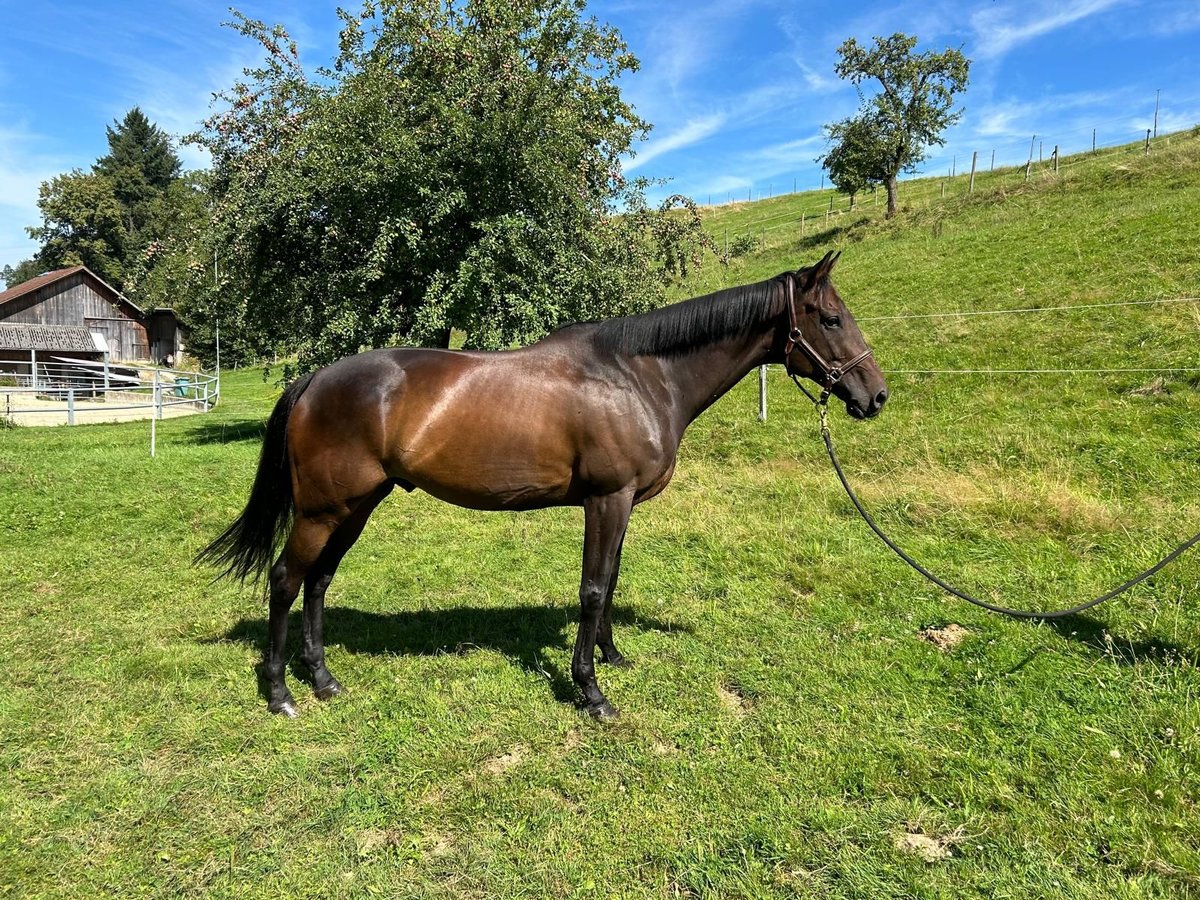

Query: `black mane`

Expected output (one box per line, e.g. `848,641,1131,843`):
588,276,785,357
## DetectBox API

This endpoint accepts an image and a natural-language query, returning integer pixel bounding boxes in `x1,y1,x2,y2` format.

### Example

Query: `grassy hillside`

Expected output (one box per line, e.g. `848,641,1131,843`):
2,132,1200,898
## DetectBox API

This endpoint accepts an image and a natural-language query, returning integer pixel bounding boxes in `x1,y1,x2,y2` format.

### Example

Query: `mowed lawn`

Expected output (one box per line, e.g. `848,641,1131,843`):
2,137,1200,898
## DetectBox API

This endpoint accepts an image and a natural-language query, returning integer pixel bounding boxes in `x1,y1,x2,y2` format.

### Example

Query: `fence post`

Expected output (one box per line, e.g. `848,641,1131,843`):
800,213,805,236
30,348,36,393
969,151,978,193
1025,161,1031,182
1053,145,1059,173
758,365,767,422
1093,129,1096,154
1145,129,1151,154
154,369,162,421
990,149,995,171
67,389,75,426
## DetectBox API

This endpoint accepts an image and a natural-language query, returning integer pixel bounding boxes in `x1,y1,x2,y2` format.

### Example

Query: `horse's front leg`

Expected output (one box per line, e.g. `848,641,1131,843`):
574,491,634,719
596,534,632,668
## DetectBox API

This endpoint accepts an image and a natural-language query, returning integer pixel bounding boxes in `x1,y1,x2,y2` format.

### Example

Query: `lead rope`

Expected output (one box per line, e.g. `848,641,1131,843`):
805,388,1200,619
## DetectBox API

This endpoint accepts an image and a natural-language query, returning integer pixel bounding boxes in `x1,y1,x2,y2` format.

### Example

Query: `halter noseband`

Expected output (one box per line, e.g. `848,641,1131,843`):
783,273,874,404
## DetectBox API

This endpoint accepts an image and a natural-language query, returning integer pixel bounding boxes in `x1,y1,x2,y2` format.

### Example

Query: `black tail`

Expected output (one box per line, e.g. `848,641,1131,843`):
196,372,317,582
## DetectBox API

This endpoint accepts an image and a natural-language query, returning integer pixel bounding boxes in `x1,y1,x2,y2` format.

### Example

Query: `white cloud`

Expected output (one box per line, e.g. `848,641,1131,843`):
972,0,1125,59
0,126,63,268
625,113,727,172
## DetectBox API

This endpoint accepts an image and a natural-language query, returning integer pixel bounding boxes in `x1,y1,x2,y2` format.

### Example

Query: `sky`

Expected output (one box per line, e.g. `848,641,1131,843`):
2,0,1199,272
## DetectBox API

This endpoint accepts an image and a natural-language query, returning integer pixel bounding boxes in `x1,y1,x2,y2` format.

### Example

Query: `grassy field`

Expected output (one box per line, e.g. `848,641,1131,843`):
2,134,1200,898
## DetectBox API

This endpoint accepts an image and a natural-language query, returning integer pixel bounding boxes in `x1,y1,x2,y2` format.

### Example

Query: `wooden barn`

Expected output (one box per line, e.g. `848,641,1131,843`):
0,266,184,365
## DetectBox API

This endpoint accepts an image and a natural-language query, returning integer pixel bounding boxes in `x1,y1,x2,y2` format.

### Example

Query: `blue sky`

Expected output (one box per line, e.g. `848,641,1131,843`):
2,0,1199,272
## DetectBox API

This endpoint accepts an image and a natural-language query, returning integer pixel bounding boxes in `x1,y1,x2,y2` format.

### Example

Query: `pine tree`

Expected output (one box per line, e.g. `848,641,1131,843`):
93,108,182,241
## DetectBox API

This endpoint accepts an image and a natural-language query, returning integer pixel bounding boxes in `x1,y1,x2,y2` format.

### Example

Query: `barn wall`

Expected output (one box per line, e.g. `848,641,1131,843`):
0,273,132,326
0,272,151,362
85,318,149,362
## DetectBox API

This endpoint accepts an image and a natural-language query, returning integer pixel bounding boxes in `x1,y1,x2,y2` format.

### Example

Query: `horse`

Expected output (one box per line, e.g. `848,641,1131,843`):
198,250,888,719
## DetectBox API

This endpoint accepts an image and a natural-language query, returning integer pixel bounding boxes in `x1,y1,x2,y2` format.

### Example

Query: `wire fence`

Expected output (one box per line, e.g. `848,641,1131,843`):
691,100,1200,249
0,357,219,428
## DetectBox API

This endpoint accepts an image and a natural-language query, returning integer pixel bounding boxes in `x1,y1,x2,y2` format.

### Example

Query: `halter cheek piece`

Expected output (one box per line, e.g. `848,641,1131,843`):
783,274,874,404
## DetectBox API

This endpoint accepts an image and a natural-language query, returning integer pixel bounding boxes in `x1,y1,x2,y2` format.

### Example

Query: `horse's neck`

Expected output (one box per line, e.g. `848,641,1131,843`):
659,322,779,427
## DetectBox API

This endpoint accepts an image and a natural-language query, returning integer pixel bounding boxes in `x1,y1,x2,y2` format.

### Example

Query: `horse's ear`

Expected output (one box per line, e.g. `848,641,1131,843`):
796,250,840,291
814,250,839,277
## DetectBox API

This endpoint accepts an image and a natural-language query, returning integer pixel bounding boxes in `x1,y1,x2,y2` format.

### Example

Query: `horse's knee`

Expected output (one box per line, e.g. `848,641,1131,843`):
579,581,606,617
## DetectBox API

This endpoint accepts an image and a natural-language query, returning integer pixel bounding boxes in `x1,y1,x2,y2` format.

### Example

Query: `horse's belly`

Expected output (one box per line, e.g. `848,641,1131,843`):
389,429,579,511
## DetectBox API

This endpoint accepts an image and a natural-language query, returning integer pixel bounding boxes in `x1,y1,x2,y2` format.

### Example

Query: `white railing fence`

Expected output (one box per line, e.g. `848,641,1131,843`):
0,357,219,428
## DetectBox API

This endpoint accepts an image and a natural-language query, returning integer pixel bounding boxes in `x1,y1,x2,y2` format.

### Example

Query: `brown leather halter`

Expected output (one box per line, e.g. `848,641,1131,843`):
783,274,874,402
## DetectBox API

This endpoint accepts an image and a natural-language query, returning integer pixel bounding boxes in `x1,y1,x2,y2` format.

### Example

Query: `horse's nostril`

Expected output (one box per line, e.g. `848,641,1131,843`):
875,389,889,408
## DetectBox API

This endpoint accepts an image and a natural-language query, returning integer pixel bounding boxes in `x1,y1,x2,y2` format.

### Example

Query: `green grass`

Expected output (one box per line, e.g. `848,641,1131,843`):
3,134,1200,898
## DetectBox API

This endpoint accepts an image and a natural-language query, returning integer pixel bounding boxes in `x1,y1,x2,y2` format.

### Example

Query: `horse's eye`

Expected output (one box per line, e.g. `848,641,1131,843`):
821,315,841,329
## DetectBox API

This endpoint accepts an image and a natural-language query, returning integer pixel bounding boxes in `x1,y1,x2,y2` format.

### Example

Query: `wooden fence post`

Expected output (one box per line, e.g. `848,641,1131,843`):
758,366,767,421
1053,145,1059,173
969,151,978,193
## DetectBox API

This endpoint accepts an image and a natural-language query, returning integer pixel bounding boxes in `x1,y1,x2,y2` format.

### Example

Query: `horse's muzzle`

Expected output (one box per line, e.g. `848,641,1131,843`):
847,387,888,419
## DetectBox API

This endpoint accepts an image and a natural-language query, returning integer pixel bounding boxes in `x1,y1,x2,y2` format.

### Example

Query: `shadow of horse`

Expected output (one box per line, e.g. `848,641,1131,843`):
215,604,692,706
179,419,268,446
1045,614,1198,667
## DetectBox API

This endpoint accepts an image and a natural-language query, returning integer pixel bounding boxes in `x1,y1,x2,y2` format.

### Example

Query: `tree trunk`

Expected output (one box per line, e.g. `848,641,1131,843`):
885,175,898,219
433,326,452,349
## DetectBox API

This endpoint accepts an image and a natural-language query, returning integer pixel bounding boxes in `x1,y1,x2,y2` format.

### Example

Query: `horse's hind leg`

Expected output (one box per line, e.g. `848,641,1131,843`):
301,483,393,700
264,517,335,717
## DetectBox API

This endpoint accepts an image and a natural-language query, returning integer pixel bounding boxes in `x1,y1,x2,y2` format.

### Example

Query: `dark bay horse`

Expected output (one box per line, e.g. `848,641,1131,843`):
199,251,888,719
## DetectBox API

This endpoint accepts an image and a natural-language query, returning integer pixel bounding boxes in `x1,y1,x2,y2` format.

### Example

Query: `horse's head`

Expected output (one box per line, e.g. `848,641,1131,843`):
782,251,888,419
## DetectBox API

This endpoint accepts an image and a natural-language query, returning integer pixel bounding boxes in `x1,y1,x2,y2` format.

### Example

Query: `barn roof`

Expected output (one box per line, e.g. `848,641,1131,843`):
0,322,103,353
0,265,146,321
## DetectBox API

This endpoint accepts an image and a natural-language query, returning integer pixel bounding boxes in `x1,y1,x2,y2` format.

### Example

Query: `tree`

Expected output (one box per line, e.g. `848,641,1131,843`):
823,33,969,218
2,258,43,288
25,171,128,286
817,115,889,208
19,108,185,296
189,0,717,374
93,107,183,242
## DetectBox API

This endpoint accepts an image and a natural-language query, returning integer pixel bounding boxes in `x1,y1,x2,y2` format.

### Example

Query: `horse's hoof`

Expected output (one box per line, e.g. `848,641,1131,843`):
603,655,634,669
269,699,299,718
313,680,343,701
586,700,620,721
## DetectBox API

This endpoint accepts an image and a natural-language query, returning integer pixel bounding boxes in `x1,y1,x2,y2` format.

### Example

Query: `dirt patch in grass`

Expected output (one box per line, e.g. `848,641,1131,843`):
894,828,962,863
716,682,753,715
1129,376,1168,396
482,745,526,775
918,623,970,652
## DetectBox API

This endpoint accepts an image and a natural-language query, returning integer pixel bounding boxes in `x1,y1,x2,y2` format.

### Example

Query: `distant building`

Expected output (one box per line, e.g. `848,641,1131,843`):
0,266,184,366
